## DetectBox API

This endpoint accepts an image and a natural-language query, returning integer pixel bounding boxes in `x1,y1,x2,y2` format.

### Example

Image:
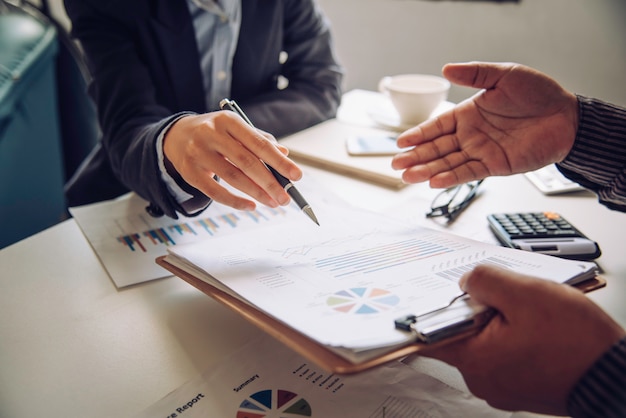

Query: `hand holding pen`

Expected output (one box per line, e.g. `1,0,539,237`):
161,100,306,214
220,99,319,225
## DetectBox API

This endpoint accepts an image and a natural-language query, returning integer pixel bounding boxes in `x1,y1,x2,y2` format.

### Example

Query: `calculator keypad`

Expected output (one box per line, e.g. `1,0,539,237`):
490,212,579,239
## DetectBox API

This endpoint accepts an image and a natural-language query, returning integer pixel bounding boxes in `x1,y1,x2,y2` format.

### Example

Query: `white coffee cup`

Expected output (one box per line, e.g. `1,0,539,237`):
378,74,451,125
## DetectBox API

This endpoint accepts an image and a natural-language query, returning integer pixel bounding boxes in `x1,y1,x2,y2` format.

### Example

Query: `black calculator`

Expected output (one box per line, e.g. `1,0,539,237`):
487,212,601,260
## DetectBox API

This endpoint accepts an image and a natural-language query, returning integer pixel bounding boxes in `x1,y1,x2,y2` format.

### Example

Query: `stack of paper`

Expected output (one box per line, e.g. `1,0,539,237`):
161,198,599,369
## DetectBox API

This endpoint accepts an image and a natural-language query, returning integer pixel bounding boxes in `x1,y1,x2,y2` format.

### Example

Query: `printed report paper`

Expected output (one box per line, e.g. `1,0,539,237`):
133,334,508,418
165,198,598,363
69,179,334,288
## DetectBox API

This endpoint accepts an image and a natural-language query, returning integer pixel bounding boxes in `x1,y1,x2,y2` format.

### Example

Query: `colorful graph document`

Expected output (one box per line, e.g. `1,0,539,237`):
133,334,508,418
164,200,598,364
69,192,310,288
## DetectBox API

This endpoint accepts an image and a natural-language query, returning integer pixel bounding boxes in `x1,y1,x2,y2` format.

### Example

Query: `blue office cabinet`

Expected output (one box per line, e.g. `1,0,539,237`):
0,11,65,248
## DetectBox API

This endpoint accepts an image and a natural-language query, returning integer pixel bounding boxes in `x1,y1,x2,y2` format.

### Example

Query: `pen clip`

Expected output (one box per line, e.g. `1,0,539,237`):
219,98,254,127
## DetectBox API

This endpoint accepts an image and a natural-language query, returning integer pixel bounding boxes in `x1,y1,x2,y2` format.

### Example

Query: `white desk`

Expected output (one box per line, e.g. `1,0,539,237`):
2,115,625,418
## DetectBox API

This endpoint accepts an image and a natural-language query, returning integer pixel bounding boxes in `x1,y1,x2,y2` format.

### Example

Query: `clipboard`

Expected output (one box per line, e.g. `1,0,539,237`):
156,255,606,374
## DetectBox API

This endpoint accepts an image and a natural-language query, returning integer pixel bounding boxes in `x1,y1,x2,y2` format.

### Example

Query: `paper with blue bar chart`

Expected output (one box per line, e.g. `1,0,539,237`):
165,200,597,361
69,191,313,288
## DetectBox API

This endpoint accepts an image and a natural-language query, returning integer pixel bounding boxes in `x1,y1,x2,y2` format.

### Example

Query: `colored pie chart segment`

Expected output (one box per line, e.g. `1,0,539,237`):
236,389,312,417
326,287,400,314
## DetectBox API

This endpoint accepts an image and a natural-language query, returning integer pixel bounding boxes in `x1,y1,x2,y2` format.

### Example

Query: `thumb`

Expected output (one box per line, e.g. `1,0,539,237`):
421,264,524,363
459,264,537,313
442,61,513,91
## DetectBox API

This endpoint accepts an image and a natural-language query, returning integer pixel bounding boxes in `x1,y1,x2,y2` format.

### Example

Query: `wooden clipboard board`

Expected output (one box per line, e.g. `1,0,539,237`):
156,255,606,374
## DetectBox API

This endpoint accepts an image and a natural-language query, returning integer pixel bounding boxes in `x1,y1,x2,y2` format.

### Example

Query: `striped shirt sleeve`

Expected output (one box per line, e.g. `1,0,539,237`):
567,336,626,418
557,95,626,212
559,97,626,416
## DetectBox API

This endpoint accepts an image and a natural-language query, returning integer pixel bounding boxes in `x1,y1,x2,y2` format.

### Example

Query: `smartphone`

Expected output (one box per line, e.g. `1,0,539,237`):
345,134,405,156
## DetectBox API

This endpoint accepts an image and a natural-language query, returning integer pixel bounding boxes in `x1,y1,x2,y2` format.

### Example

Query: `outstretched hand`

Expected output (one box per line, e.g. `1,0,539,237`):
391,62,579,188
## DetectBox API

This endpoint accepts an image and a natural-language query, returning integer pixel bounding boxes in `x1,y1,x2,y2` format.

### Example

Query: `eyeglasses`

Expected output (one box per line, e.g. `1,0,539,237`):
426,180,484,221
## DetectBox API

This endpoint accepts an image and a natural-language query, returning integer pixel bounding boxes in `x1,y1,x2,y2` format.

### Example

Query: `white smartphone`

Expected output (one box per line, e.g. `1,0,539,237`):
345,134,405,156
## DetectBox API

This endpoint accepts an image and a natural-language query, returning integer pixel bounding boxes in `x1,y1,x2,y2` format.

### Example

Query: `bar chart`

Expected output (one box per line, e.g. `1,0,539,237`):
70,193,297,287
116,207,286,254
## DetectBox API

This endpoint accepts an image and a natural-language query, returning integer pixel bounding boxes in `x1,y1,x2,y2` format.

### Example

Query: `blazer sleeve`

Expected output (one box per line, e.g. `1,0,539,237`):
63,0,207,218
232,0,344,138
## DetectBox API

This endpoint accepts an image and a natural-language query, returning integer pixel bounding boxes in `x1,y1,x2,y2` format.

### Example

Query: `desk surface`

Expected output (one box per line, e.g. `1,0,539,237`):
2,100,625,418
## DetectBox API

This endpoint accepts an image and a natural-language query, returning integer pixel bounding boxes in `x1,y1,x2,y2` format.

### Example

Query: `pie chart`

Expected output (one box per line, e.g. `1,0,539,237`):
326,287,400,314
236,389,312,417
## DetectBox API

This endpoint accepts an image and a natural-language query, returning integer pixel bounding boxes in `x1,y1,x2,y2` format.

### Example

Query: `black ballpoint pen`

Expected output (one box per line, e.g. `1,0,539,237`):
219,98,319,226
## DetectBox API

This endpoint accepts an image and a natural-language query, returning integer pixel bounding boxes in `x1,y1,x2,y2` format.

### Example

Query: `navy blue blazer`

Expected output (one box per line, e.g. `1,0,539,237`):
64,0,343,218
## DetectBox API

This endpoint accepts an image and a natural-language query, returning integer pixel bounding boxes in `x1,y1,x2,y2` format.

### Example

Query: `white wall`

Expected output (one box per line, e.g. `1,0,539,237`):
317,0,626,105
44,0,625,105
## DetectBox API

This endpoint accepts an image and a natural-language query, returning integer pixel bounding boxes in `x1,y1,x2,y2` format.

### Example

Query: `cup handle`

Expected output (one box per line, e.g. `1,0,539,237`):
378,76,392,95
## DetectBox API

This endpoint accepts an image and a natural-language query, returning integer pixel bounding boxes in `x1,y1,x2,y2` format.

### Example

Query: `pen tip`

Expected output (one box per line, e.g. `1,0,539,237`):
303,207,319,226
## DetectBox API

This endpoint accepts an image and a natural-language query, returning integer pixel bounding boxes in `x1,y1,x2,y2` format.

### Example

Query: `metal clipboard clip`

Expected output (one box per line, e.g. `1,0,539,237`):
394,293,495,344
